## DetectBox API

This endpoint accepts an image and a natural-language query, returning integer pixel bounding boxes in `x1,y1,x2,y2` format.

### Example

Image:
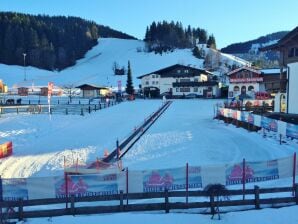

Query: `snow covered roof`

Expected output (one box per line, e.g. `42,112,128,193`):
261,68,287,75
137,64,212,79
76,84,109,90
227,66,262,76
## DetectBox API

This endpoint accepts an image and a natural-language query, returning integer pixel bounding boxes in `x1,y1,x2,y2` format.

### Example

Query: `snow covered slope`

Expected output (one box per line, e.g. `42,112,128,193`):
0,38,247,88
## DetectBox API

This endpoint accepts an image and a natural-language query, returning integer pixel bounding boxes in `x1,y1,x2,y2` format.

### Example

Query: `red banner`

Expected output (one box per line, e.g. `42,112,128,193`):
0,141,13,158
48,82,54,97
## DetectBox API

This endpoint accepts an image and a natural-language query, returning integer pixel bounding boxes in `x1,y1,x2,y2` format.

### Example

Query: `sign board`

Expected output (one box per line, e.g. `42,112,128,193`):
230,77,263,83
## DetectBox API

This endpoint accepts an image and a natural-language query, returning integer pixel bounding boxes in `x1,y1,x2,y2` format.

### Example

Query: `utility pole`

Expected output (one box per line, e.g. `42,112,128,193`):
23,53,27,81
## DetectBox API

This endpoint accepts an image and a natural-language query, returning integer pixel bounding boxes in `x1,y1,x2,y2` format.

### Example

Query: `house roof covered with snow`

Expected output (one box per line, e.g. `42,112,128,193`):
227,66,262,76
261,68,287,75
137,64,212,79
75,84,109,90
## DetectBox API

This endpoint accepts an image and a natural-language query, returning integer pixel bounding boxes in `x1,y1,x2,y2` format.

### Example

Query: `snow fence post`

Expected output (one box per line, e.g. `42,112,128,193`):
0,176,2,218
116,139,120,160
254,185,260,209
186,163,189,204
242,158,246,200
164,189,169,213
126,167,129,205
293,153,297,196
120,190,124,212
65,172,69,209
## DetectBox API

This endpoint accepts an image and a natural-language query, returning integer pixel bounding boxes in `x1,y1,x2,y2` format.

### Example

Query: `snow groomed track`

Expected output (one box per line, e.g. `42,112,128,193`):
102,100,172,163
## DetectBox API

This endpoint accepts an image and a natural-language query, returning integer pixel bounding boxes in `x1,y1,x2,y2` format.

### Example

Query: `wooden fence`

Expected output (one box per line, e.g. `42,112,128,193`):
0,100,119,116
1,185,298,221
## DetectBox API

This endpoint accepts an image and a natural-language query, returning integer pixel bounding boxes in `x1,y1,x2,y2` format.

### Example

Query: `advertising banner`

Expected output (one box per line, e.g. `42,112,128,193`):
253,115,262,127
232,110,238,120
245,159,279,183
261,117,278,132
2,178,28,201
225,162,245,185
241,111,249,122
142,167,186,192
286,123,298,139
277,120,287,136
236,110,242,121
219,108,224,116
225,159,279,185
55,173,118,198
188,166,202,189
27,176,56,200
247,113,254,124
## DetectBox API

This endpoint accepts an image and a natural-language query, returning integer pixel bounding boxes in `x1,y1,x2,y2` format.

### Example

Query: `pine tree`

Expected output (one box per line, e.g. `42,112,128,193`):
207,34,217,49
125,60,134,95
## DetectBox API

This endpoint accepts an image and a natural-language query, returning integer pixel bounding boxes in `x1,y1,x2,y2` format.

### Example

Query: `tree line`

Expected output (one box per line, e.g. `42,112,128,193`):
144,21,216,54
0,12,135,70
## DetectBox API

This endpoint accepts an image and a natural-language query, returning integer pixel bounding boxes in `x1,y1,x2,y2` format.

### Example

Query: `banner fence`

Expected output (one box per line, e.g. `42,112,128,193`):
217,107,298,140
1,153,297,201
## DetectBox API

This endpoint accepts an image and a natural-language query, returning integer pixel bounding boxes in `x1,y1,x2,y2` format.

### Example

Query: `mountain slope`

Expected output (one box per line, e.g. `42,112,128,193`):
221,31,288,54
0,38,248,88
0,12,135,70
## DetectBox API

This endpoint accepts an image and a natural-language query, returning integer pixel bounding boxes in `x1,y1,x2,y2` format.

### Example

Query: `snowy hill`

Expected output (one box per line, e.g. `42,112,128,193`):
0,38,248,88
220,31,288,68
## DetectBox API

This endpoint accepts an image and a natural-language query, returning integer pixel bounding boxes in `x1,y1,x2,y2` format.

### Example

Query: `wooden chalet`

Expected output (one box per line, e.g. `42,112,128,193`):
227,67,265,99
261,26,298,114
76,84,110,98
138,64,219,98
17,87,29,96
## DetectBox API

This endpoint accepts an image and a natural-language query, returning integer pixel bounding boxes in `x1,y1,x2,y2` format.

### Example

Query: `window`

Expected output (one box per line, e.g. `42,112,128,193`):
155,81,158,85
241,86,246,93
234,86,240,91
193,87,198,92
248,86,254,91
177,69,181,73
180,79,190,82
152,81,155,85
194,78,198,82
176,88,179,92
145,81,149,85
180,87,190,92
184,69,189,73
288,48,295,57
176,79,179,82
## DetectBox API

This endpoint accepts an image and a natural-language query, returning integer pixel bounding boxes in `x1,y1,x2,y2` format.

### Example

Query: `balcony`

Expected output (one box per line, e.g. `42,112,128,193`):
172,81,218,87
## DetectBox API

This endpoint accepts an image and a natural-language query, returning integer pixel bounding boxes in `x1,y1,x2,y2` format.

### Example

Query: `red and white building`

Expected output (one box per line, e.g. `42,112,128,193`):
227,67,265,99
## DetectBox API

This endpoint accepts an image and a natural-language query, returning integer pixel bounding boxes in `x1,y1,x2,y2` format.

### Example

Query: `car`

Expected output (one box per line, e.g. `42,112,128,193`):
185,93,198,99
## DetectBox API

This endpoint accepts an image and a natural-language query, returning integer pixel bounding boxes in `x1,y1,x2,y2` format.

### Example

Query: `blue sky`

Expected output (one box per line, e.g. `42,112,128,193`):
1,0,297,48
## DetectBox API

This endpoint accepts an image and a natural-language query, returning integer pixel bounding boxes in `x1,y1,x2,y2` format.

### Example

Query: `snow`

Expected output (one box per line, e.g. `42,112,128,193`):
1,99,297,223
1,38,297,223
1,99,296,178
261,68,281,74
19,205,298,224
0,38,204,88
0,38,248,88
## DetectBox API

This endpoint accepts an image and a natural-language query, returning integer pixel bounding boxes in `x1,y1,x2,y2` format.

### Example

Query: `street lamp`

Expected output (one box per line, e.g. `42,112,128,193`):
23,53,27,81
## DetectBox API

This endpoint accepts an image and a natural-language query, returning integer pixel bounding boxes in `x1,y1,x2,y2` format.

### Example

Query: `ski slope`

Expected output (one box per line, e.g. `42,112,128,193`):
0,38,248,88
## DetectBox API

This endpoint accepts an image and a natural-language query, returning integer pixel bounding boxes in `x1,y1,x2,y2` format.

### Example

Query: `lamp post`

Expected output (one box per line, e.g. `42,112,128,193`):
23,53,27,81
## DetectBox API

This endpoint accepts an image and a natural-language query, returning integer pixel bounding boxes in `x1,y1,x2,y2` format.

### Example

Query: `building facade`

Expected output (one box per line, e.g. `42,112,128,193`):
227,67,265,99
138,64,219,98
76,84,110,98
262,26,298,114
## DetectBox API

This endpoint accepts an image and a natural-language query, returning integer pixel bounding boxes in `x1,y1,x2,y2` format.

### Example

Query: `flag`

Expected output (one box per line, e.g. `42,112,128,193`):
0,141,13,158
